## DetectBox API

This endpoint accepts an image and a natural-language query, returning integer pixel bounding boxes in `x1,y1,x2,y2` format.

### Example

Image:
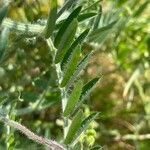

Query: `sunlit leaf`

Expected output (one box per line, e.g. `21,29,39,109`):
61,28,90,69
89,20,117,42
55,19,78,64
72,112,99,145
64,110,83,144
63,80,83,117
80,77,101,101
57,0,79,18
93,5,102,30
72,77,101,115
0,28,9,61
66,51,93,88
60,45,81,87
44,0,57,38
77,12,97,22
0,5,8,25
54,6,82,47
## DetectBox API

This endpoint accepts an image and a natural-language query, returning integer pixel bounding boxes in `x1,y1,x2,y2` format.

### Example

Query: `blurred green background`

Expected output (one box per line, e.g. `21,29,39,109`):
0,0,150,149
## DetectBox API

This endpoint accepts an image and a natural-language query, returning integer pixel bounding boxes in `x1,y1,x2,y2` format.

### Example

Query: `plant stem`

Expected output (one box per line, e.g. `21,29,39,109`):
0,115,65,150
46,38,68,139
115,133,150,141
1,18,44,35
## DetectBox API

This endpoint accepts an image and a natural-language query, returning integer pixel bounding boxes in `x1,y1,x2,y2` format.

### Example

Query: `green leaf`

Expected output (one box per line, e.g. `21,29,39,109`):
60,45,81,87
80,77,101,101
72,77,101,116
61,28,90,69
90,146,103,150
81,0,102,12
72,112,99,145
55,19,78,64
63,80,83,117
77,12,97,22
54,6,82,47
64,110,83,144
0,5,8,25
88,20,117,42
72,142,82,150
66,51,93,88
57,0,79,18
133,1,149,17
93,5,102,30
44,0,57,38
0,28,9,61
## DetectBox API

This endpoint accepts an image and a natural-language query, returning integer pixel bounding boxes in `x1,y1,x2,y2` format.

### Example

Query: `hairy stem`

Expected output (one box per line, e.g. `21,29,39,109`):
0,116,65,150
1,18,44,35
46,38,68,139
115,133,150,141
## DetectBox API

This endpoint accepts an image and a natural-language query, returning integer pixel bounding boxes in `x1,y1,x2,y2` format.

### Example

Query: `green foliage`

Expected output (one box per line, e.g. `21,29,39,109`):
88,20,117,42
63,80,83,117
1,0,149,149
61,28,90,69
0,5,8,25
64,110,83,144
44,0,57,38
55,19,78,64
0,28,9,61
72,112,99,145
54,6,82,47
60,45,81,87
66,51,93,88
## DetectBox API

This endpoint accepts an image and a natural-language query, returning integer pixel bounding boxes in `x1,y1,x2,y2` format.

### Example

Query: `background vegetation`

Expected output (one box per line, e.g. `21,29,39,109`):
0,0,150,149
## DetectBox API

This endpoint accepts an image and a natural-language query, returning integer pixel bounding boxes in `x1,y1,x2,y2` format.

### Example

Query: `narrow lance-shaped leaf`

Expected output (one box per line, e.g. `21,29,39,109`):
61,28,90,69
71,77,101,116
64,110,83,144
77,12,97,22
44,0,57,38
0,28,9,61
63,80,83,117
0,5,8,25
54,6,82,47
66,51,93,88
133,1,149,17
60,45,81,87
72,142,82,150
93,5,102,30
88,20,117,41
72,112,99,145
81,0,102,13
90,146,103,150
55,19,78,64
80,77,101,101
57,0,79,18
56,12,96,28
